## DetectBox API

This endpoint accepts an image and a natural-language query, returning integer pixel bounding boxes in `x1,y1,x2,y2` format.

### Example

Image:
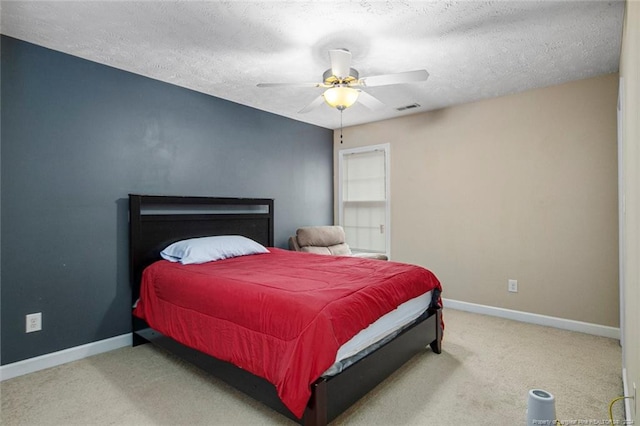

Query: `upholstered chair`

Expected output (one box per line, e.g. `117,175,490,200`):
288,226,388,260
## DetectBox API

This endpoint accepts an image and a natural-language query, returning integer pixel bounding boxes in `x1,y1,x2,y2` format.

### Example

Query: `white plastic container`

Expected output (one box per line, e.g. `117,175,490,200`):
526,389,556,426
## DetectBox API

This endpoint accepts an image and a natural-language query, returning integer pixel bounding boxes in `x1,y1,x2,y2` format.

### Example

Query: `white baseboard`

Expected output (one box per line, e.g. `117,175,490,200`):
442,298,620,339
0,333,132,381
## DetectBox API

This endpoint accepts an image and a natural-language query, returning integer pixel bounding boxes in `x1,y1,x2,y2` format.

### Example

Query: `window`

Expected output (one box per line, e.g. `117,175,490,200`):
338,144,390,257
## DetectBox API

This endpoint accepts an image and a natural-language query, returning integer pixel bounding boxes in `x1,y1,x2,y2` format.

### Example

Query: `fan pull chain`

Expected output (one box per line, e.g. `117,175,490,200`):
340,109,344,144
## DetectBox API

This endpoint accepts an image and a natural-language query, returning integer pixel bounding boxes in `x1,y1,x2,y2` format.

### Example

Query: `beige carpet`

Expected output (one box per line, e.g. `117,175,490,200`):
1,309,624,425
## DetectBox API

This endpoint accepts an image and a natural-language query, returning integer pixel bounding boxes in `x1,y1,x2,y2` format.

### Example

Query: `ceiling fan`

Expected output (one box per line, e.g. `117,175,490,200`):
257,48,429,113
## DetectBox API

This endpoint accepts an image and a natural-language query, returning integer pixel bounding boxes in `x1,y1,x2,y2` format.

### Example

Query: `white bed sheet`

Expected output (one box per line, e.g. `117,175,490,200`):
334,290,433,363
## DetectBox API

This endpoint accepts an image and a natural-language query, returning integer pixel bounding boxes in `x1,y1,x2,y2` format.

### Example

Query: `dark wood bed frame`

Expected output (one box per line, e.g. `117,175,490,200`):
129,194,442,425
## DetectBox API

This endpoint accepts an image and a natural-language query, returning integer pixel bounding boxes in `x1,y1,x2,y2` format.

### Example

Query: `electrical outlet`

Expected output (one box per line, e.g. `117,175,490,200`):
26,313,42,333
508,279,518,293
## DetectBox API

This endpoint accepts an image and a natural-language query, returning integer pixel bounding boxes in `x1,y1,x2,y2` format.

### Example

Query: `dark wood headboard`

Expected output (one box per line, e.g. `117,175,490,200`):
129,194,274,306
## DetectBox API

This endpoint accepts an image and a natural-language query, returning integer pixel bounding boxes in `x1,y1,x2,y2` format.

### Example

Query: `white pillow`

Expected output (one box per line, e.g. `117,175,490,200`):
160,235,269,265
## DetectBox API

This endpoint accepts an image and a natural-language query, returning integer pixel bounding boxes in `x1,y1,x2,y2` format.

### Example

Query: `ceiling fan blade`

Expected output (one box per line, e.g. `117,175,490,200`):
298,95,326,114
329,48,352,79
356,90,385,111
358,70,429,87
257,82,323,88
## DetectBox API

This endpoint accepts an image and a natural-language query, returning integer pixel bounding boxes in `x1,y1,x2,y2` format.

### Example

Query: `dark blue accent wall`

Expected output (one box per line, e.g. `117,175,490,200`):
0,36,333,364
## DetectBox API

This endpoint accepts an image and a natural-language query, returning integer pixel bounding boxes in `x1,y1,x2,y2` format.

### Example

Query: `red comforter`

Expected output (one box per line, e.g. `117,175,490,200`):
133,248,441,418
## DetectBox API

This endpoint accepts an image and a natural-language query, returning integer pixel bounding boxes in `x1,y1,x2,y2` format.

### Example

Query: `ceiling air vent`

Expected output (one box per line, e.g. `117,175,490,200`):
396,103,421,112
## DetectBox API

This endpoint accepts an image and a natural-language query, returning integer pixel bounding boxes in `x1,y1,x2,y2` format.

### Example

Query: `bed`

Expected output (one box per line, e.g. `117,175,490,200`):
129,194,443,425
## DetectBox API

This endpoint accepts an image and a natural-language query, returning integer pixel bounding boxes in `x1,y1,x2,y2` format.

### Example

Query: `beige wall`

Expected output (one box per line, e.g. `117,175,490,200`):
334,73,619,327
620,0,639,421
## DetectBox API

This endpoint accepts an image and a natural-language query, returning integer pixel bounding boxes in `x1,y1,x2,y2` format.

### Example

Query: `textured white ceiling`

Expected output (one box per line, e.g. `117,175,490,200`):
1,1,625,130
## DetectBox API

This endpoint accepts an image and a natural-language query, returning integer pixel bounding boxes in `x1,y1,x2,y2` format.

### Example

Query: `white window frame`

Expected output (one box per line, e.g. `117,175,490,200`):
338,143,391,258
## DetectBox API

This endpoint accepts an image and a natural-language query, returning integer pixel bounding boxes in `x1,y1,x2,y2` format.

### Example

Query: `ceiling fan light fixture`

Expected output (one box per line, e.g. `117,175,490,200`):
323,86,359,110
